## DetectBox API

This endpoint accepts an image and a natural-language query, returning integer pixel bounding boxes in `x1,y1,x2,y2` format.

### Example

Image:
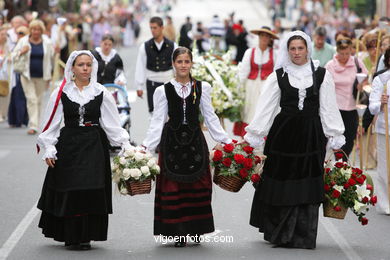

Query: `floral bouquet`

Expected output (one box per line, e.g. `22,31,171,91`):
192,49,244,123
323,152,377,225
210,141,266,192
112,147,160,196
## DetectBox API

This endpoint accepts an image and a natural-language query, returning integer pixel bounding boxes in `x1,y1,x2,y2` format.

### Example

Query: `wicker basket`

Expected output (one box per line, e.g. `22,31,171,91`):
323,201,348,219
125,178,152,196
213,171,246,192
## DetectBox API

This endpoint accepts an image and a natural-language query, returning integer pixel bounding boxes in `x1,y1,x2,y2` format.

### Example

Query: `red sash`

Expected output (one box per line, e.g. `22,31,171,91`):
36,79,67,153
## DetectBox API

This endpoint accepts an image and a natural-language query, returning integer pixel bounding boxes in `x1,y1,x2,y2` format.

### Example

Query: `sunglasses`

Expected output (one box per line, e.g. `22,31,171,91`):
337,39,352,45
17,32,25,35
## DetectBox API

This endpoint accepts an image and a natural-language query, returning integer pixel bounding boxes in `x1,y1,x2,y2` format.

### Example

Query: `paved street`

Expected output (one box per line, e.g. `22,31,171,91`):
1,0,390,259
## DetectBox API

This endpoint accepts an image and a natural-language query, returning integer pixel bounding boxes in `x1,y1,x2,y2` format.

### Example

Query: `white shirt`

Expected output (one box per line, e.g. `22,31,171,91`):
37,82,130,160
134,40,178,90
239,47,275,83
369,70,390,135
142,79,232,151
244,64,345,150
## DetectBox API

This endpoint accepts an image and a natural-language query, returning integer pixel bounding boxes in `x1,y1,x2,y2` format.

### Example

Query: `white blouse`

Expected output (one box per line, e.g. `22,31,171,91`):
142,79,232,152
95,47,127,85
37,82,131,160
369,70,390,135
244,63,345,150
239,47,273,83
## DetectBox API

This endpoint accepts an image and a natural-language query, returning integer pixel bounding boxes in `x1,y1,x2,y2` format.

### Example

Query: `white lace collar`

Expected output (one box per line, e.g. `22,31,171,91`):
62,81,104,106
95,47,117,63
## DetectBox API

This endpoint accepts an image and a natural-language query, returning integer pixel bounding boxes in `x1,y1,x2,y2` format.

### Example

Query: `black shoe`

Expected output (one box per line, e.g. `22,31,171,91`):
174,241,186,247
79,242,91,250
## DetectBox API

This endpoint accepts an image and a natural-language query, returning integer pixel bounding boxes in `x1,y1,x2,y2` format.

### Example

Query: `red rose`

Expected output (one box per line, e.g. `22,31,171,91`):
366,184,373,191
343,183,350,189
335,162,344,168
331,181,336,186
335,152,343,160
213,150,223,162
334,206,342,212
370,196,377,205
233,154,245,164
222,158,232,167
239,168,249,179
324,184,330,192
348,178,356,186
254,156,262,164
223,144,235,153
243,145,254,154
332,189,341,198
232,139,238,143
243,158,253,169
356,177,365,185
361,217,368,225
351,173,357,179
325,168,331,174
251,174,260,183
355,168,363,175
362,197,369,204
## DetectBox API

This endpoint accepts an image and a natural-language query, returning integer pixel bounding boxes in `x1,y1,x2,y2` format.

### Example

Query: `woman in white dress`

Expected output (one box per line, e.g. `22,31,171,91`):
235,26,278,137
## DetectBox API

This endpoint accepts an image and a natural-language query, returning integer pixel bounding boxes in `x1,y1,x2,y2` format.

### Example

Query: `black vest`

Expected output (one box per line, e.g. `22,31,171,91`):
91,50,124,85
160,81,209,183
145,38,174,72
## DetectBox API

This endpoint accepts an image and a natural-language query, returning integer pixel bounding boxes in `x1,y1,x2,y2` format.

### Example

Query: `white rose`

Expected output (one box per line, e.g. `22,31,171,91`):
147,159,156,168
145,152,153,159
153,165,160,173
120,187,128,195
122,168,132,180
124,149,135,157
141,166,150,176
130,168,142,180
119,157,127,165
134,152,144,161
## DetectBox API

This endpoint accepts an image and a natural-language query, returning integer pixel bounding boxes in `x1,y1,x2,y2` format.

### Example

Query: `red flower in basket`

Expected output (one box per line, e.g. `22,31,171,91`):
222,158,232,167
243,146,254,154
239,169,249,178
213,150,223,162
234,154,245,164
335,152,343,160
251,174,260,183
223,144,234,153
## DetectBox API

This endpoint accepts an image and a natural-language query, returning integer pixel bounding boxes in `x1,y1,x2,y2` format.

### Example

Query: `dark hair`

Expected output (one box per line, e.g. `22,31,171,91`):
336,37,352,51
287,35,307,48
385,47,390,69
314,26,327,37
172,47,193,62
101,34,115,43
150,16,163,27
72,53,91,66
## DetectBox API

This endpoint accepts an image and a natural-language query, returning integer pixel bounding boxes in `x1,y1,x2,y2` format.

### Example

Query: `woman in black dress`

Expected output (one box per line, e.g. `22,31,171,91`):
37,50,131,249
141,47,232,247
244,31,345,249
91,34,127,86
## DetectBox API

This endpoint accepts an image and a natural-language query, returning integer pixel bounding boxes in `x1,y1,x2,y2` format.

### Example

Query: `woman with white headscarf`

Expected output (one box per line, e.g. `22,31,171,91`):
244,31,345,248
36,50,131,250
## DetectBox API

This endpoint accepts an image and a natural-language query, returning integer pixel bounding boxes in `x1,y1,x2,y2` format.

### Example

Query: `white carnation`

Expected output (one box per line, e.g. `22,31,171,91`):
122,168,132,180
147,159,156,167
119,157,127,165
145,152,153,159
130,168,142,180
134,152,144,161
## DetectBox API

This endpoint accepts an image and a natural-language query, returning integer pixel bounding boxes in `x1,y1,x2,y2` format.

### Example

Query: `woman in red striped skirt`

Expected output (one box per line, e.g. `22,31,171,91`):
141,47,232,247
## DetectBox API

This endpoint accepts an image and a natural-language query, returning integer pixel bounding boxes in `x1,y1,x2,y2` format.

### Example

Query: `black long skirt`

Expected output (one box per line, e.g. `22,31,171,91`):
37,126,112,244
154,154,214,236
250,112,327,249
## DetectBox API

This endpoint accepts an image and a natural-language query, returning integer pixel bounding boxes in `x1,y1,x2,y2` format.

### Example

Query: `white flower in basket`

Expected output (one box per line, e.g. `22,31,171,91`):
112,147,160,196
